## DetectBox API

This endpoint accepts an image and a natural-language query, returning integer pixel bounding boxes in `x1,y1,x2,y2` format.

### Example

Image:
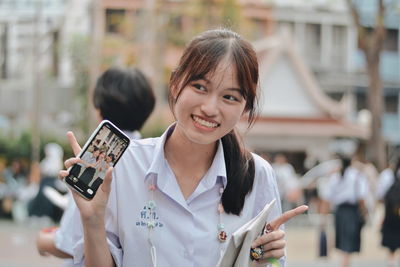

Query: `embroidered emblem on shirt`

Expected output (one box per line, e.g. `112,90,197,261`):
135,205,164,228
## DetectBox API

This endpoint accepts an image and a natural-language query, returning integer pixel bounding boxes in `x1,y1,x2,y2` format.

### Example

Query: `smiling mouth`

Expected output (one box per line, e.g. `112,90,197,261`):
192,115,220,128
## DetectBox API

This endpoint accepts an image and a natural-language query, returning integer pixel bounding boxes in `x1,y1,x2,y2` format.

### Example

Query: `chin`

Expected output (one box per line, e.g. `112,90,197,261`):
187,131,221,145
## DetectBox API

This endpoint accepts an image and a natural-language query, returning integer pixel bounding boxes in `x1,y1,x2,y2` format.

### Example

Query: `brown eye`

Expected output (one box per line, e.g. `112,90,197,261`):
193,83,206,91
223,95,239,101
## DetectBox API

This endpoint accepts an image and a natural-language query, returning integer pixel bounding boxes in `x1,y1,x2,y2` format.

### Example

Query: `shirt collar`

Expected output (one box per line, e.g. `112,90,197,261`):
203,139,227,189
123,130,141,140
144,124,227,189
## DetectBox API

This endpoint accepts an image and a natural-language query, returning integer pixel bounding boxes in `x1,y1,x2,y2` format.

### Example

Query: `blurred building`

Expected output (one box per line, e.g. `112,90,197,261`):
268,0,400,148
0,0,398,166
0,0,91,137
239,31,369,173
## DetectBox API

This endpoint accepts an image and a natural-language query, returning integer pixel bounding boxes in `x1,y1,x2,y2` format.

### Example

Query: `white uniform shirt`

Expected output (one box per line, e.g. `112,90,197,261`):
327,166,369,207
55,131,142,266
376,168,395,200
59,127,283,267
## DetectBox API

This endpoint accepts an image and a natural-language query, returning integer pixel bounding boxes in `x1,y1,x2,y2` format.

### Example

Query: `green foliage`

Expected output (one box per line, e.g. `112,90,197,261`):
0,132,32,162
0,131,74,165
68,34,91,135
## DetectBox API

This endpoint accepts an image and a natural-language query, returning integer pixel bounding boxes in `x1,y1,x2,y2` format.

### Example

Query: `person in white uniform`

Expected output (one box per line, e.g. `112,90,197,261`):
327,156,369,267
36,67,156,266
60,29,308,267
377,158,400,267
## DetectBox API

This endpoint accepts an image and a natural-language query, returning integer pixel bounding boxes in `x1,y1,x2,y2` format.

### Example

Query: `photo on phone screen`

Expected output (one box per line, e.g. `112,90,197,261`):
65,120,130,199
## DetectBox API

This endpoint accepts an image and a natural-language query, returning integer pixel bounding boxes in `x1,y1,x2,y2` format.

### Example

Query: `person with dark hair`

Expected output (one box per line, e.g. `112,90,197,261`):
60,29,306,267
93,67,156,136
377,158,400,267
327,156,369,267
36,67,156,264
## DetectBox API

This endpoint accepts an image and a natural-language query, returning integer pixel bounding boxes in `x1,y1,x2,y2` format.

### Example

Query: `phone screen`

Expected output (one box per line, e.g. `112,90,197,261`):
65,121,130,199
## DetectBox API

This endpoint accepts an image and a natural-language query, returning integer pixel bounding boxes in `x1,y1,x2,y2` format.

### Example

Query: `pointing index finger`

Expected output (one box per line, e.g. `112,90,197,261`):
269,205,308,230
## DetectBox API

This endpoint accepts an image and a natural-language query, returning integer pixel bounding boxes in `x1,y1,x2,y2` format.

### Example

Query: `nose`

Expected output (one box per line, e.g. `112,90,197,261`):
200,95,219,117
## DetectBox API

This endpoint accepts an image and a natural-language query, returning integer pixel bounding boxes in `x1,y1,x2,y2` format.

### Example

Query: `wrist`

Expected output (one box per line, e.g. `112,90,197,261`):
81,213,105,228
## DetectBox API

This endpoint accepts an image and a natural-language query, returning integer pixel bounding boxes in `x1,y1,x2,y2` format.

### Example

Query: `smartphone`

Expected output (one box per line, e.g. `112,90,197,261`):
64,120,130,199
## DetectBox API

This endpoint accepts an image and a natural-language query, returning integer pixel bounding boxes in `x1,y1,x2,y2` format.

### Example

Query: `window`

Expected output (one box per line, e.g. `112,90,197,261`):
385,90,399,113
358,27,398,52
305,23,321,63
331,25,346,68
355,90,367,111
384,29,398,52
0,23,7,79
105,9,126,34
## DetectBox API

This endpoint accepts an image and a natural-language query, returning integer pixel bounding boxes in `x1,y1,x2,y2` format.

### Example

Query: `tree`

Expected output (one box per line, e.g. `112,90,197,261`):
346,0,388,170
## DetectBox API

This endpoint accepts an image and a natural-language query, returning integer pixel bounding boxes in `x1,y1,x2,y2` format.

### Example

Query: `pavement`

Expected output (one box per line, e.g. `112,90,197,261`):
0,219,64,267
0,214,396,267
285,225,389,267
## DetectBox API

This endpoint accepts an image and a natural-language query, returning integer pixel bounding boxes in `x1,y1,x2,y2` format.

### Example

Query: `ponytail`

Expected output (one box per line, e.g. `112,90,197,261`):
221,130,255,215
340,157,351,177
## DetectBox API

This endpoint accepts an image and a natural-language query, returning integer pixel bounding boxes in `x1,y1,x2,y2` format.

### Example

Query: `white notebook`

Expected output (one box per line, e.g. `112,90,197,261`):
217,199,276,267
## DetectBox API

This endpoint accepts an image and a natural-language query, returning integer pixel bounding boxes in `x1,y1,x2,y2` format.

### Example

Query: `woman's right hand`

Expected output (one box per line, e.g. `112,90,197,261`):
59,131,113,227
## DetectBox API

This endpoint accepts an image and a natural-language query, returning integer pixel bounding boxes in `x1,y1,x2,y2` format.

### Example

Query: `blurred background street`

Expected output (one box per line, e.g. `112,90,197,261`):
1,0,400,266
0,214,390,267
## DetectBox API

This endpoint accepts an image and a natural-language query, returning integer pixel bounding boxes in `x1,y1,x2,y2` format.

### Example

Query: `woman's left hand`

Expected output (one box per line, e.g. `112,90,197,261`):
251,205,308,264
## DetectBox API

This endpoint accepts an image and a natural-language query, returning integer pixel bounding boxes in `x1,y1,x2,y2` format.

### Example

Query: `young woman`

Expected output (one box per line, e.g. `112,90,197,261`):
79,150,105,185
90,153,115,191
378,158,400,267
61,29,306,267
327,156,369,267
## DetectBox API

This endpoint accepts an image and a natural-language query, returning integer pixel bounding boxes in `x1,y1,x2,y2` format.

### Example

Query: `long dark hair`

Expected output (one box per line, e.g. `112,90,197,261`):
169,29,259,215
340,157,351,177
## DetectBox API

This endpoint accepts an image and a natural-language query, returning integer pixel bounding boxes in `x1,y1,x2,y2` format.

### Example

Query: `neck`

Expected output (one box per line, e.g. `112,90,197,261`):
164,126,218,199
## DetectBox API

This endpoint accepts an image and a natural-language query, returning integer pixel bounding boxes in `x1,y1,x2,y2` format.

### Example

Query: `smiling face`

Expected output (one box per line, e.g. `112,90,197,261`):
92,149,100,158
173,58,246,145
106,154,114,163
168,30,259,147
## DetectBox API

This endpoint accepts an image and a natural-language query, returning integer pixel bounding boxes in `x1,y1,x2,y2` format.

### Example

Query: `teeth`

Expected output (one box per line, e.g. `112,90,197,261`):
193,116,218,128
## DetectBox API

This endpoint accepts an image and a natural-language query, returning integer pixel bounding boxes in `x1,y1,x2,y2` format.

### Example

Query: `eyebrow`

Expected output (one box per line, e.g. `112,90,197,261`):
227,88,244,95
192,77,243,95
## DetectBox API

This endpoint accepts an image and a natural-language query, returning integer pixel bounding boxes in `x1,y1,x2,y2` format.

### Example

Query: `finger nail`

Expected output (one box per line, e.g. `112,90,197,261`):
265,223,273,233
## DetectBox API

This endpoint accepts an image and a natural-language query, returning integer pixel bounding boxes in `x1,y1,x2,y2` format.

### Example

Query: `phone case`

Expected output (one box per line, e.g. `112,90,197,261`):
64,120,130,199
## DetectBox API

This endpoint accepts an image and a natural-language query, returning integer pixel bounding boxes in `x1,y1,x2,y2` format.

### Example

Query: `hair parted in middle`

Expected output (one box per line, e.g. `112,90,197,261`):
169,28,259,126
168,29,260,215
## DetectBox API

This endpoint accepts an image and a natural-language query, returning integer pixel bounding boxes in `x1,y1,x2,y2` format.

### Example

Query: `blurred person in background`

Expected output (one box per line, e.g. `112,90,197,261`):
0,159,29,218
272,153,303,212
326,156,369,267
36,67,156,265
377,157,400,267
28,143,65,224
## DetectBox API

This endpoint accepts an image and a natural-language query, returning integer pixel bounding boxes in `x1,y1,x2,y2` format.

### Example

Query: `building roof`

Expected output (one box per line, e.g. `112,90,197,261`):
240,30,370,140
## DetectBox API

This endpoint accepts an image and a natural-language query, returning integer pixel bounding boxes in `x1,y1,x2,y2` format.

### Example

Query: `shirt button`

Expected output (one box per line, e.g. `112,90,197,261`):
183,251,190,258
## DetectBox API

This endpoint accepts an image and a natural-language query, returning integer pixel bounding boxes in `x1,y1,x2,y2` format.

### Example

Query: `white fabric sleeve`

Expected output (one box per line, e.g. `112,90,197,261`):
358,174,369,200
376,169,394,200
69,174,123,266
55,193,80,255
